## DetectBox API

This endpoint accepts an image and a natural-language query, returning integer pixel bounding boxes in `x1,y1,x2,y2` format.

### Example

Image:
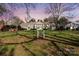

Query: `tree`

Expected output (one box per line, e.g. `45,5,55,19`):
0,4,14,26
7,3,36,22
43,18,49,29
0,4,7,15
24,3,36,21
58,17,69,30
0,4,11,31
0,20,5,31
3,10,14,25
46,3,79,29
12,16,23,31
0,20,5,24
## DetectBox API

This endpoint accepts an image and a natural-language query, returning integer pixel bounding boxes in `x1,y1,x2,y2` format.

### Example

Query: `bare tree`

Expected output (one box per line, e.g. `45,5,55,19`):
12,16,23,28
0,20,5,31
46,3,79,29
24,3,36,21
0,4,10,31
0,4,7,15
7,3,36,22
9,16,24,33
58,17,69,30
0,4,15,25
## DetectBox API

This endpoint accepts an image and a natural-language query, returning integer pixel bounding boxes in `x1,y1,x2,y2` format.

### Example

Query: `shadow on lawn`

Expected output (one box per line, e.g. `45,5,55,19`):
40,37,79,56
0,31,79,56
21,44,36,56
0,35,37,46
51,41,68,56
0,46,8,56
54,35,79,43
9,47,15,56
0,35,37,56
45,35,79,47
0,34,17,38
51,41,79,56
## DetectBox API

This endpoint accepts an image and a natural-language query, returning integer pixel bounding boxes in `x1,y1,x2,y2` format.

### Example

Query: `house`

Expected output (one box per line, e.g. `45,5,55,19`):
5,18,56,30
20,22,35,30
35,21,44,30
65,21,79,30
20,19,53,30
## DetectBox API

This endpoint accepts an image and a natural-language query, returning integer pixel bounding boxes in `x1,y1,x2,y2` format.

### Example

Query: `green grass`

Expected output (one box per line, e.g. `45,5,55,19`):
0,31,16,36
0,30,36,39
17,30,37,38
1,30,79,40
0,45,15,55
0,30,79,55
24,41,51,56
45,30,79,40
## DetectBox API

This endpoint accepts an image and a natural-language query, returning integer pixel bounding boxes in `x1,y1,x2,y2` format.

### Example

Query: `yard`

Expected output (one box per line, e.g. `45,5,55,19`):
0,30,79,56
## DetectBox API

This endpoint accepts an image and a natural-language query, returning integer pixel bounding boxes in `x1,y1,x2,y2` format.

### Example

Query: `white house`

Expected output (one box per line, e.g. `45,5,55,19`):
20,20,55,30
6,18,56,30
20,21,45,30
65,21,79,30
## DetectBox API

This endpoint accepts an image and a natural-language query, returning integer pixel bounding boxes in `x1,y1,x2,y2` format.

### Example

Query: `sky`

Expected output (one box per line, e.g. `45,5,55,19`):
14,4,51,22
13,4,49,22
1,3,79,22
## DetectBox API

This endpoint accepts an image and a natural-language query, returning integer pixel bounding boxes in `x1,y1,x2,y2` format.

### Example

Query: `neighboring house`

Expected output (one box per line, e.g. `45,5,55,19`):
65,21,79,30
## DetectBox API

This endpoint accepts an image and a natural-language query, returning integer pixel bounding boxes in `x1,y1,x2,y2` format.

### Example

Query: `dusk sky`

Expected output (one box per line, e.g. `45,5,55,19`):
13,4,49,22
14,4,48,19
1,3,79,22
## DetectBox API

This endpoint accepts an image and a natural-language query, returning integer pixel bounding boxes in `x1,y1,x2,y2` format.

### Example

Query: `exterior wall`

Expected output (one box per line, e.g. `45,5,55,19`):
65,23,79,30
20,22,55,30
51,27,56,30
27,24,34,30
49,23,56,30
35,24,44,30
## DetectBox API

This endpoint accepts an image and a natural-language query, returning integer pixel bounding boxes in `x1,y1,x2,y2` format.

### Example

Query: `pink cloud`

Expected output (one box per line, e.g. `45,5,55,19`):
13,7,49,22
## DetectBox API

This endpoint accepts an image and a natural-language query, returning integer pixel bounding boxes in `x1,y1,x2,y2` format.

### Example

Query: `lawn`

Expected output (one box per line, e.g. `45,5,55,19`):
0,30,79,56
45,30,79,40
